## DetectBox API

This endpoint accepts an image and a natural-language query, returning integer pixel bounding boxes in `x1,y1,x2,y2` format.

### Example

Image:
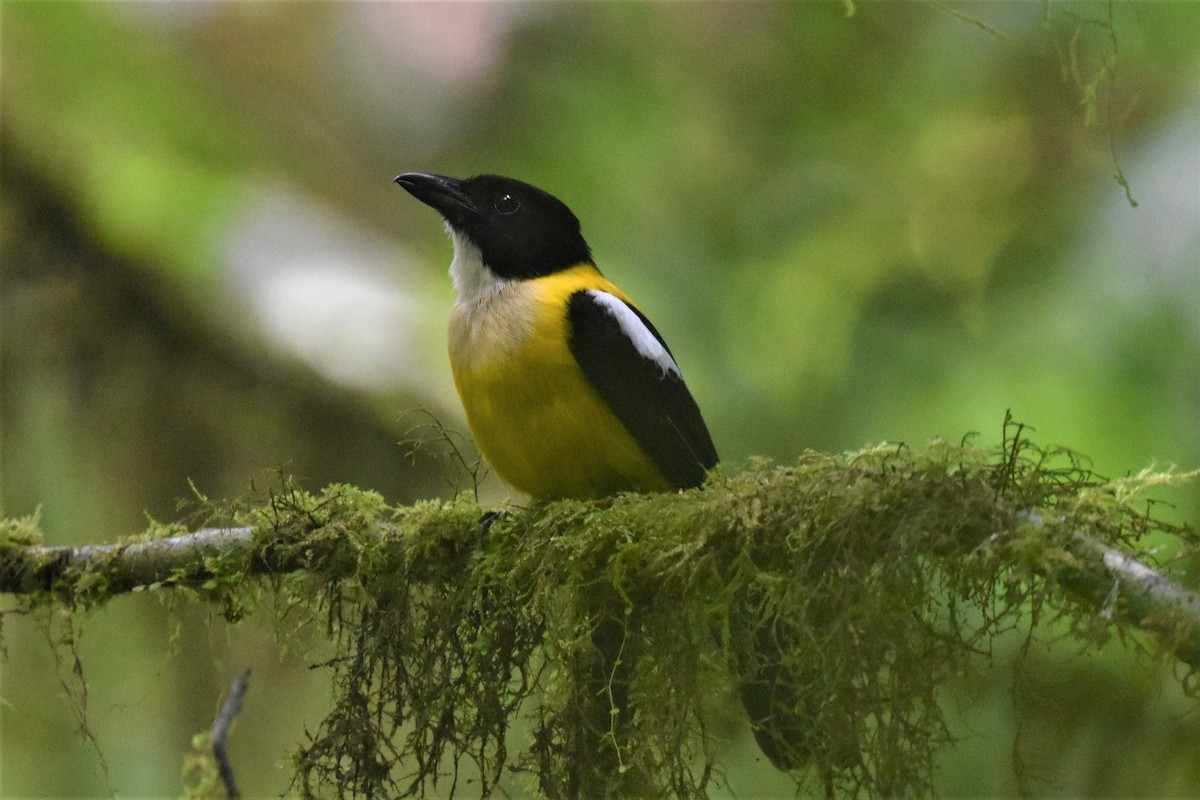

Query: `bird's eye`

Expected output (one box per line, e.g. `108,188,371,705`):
494,193,520,214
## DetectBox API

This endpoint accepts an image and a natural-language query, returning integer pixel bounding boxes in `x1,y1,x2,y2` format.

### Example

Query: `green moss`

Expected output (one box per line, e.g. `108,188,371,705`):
180,732,222,799
0,510,46,548
265,431,1196,798
2,429,1196,798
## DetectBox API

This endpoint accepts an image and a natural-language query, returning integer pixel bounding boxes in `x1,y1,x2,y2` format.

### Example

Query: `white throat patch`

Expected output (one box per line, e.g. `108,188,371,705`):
447,225,509,302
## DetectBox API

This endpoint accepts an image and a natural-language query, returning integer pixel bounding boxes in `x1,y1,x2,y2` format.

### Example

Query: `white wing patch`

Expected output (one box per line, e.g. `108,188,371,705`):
585,290,681,378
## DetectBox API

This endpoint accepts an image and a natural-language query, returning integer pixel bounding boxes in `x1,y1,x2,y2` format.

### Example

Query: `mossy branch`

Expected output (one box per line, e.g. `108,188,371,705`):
2,432,1197,798
4,504,1199,669
0,525,257,598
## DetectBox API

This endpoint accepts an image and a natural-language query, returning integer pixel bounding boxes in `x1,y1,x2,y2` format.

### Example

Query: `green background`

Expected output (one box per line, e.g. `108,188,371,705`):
3,2,1198,796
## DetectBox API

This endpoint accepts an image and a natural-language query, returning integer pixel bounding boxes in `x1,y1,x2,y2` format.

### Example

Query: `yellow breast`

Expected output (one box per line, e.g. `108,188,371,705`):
448,263,671,500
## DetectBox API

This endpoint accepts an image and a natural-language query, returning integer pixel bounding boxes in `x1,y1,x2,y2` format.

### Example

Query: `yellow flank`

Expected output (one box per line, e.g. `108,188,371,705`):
448,263,672,500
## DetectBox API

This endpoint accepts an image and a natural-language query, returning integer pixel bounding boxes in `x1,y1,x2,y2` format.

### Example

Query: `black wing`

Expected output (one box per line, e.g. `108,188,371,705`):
567,290,718,489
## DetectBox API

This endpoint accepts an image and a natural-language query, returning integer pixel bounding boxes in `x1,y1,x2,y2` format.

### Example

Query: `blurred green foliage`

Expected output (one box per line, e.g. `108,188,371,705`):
2,1,1198,797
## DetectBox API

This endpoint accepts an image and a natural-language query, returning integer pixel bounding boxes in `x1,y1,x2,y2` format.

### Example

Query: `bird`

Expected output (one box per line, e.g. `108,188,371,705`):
394,172,718,501
396,172,720,794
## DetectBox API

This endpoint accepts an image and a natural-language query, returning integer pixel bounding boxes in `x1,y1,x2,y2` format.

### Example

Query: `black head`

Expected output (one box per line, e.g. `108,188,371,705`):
395,172,593,280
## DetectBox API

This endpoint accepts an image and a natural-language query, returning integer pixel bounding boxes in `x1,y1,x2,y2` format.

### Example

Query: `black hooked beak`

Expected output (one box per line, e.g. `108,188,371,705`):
394,172,479,224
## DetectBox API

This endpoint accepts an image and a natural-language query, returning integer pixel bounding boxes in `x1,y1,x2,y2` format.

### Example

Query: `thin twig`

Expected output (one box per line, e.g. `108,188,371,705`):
212,668,251,799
